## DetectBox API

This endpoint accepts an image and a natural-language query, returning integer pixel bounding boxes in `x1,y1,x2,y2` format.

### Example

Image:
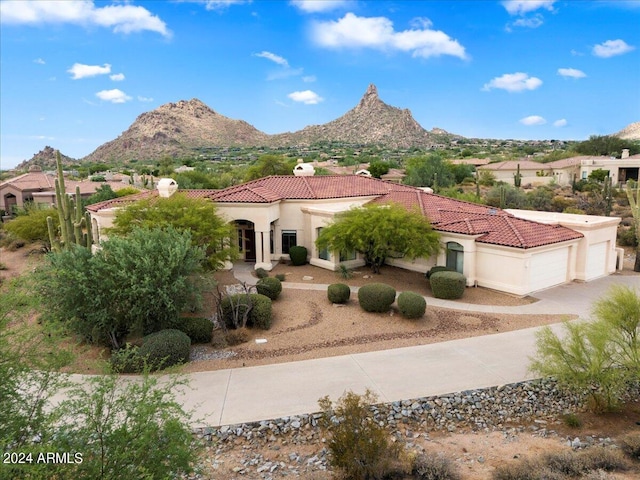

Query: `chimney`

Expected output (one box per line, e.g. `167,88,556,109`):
157,178,178,197
621,149,630,159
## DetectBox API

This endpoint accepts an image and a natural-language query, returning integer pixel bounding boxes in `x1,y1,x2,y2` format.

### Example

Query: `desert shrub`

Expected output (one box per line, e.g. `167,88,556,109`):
618,226,638,247
171,317,213,344
412,452,461,480
110,344,144,373
327,283,351,304
425,266,452,279
256,277,282,300
255,267,269,279
397,291,426,319
562,413,582,428
492,460,542,480
318,390,407,480
220,294,272,330
0,262,7,270
543,448,627,476
226,328,250,346
338,264,352,279
275,273,286,282
289,245,307,266
358,283,396,313
620,431,640,460
137,329,191,371
430,271,466,299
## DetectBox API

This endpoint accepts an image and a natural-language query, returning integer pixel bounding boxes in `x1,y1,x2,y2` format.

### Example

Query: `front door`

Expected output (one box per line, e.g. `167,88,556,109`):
244,229,256,261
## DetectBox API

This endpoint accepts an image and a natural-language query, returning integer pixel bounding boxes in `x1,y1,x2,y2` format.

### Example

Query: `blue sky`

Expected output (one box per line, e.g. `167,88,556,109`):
1,0,639,169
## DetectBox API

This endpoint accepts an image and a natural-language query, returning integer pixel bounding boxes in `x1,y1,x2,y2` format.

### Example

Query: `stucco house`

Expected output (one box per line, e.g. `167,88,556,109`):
87,173,622,296
477,150,640,187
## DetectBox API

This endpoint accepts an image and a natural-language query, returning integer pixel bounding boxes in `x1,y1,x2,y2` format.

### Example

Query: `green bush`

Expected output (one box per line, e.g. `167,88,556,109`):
430,271,466,299
358,283,396,313
256,277,282,300
328,283,351,304
397,291,426,319
255,267,269,279
275,273,286,282
110,344,144,373
426,266,452,279
137,329,191,371
289,245,307,266
171,317,213,344
220,294,273,330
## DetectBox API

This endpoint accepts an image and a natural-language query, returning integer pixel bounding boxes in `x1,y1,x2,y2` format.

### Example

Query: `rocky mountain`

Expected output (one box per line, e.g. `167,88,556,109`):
13,146,77,171
614,121,640,141
84,99,270,163
271,84,454,148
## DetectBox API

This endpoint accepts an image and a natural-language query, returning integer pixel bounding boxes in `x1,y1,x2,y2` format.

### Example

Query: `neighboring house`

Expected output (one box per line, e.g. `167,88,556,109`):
477,150,640,187
0,166,131,214
87,173,622,296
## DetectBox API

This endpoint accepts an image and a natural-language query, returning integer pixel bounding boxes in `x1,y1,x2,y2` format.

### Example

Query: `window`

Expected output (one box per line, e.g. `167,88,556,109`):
340,250,356,261
581,171,588,179
282,230,297,254
317,228,329,260
446,242,464,274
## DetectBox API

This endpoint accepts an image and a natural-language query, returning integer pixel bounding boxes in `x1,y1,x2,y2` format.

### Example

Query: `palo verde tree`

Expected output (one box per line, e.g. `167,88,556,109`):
316,203,440,274
244,154,296,181
403,153,455,190
109,192,238,270
627,179,640,272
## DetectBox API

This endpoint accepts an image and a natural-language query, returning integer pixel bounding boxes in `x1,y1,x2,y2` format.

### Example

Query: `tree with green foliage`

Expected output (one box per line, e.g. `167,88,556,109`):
627,180,640,272
486,184,529,209
368,160,390,179
316,203,440,274
38,227,205,350
173,170,219,189
83,184,118,207
403,153,455,189
3,205,59,250
244,154,295,181
450,162,475,184
588,168,610,183
573,135,639,157
530,285,640,412
109,192,237,270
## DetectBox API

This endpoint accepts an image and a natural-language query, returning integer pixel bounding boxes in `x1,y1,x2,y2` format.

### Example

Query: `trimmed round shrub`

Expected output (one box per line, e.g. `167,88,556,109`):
171,317,213,344
220,293,273,330
397,291,426,319
328,283,351,304
255,267,269,279
430,271,466,300
426,266,452,279
289,245,308,266
137,329,191,371
256,277,282,300
275,273,286,282
358,283,396,313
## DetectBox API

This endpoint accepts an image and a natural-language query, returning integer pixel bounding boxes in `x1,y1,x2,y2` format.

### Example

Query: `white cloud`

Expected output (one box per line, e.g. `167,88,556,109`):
290,0,348,13
68,63,111,79
288,90,323,104
137,96,154,102
203,0,249,9
592,39,635,58
502,0,556,16
520,115,546,126
509,14,543,29
302,75,317,82
570,49,584,56
254,51,289,67
553,119,567,127
96,89,132,103
482,72,542,92
0,1,170,37
34,58,45,64
312,13,467,59
110,73,125,81
557,68,586,78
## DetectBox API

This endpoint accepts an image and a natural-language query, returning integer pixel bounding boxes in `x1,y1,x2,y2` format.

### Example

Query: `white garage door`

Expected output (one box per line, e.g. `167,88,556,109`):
585,242,607,280
530,248,569,292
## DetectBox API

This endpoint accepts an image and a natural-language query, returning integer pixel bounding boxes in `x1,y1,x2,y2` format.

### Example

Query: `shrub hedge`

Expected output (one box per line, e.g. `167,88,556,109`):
256,277,282,300
327,283,351,304
430,271,466,299
220,293,273,330
138,329,191,371
397,291,426,319
289,245,307,266
358,283,396,313
171,317,213,344
426,266,453,279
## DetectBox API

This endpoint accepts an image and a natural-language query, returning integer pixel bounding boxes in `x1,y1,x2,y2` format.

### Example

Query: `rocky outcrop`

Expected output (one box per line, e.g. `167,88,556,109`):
14,146,77,171
614,121,640,140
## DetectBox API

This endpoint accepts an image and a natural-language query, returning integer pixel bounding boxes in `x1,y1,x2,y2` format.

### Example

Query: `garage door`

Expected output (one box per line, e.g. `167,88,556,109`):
585,242,607,280
530,248,569,292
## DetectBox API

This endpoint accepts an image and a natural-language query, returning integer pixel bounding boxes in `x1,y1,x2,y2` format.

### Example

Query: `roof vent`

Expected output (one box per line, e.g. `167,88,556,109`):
157,178,178,197
488,208,497,215
419,187,433,194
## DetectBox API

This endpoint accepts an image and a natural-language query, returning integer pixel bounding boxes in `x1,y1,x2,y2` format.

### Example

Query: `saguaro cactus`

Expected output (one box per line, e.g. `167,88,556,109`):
47,151,92,251
626,179,640,272
513,163,522,188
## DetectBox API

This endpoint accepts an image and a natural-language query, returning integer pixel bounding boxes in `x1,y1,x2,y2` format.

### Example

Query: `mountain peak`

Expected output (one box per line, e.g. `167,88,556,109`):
358,84,380,109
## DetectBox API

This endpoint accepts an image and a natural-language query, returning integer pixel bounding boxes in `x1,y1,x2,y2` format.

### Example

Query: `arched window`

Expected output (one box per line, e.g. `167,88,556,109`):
446,242,464,274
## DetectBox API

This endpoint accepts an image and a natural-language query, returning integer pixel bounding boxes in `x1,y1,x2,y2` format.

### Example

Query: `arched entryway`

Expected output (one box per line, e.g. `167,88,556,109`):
235,220,256,261
446,242,464,274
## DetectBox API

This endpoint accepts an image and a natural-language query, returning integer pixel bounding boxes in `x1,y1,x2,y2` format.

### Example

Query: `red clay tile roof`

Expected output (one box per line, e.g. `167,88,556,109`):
87,175,583,248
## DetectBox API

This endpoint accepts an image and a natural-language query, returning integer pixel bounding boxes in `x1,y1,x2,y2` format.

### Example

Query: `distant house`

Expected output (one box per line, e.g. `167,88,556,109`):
477,150,640,187
87,174,622,296
0,166,132,214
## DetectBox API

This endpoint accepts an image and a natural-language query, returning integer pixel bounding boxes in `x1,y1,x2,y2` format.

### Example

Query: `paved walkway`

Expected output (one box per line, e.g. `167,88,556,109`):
173,267,637,427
